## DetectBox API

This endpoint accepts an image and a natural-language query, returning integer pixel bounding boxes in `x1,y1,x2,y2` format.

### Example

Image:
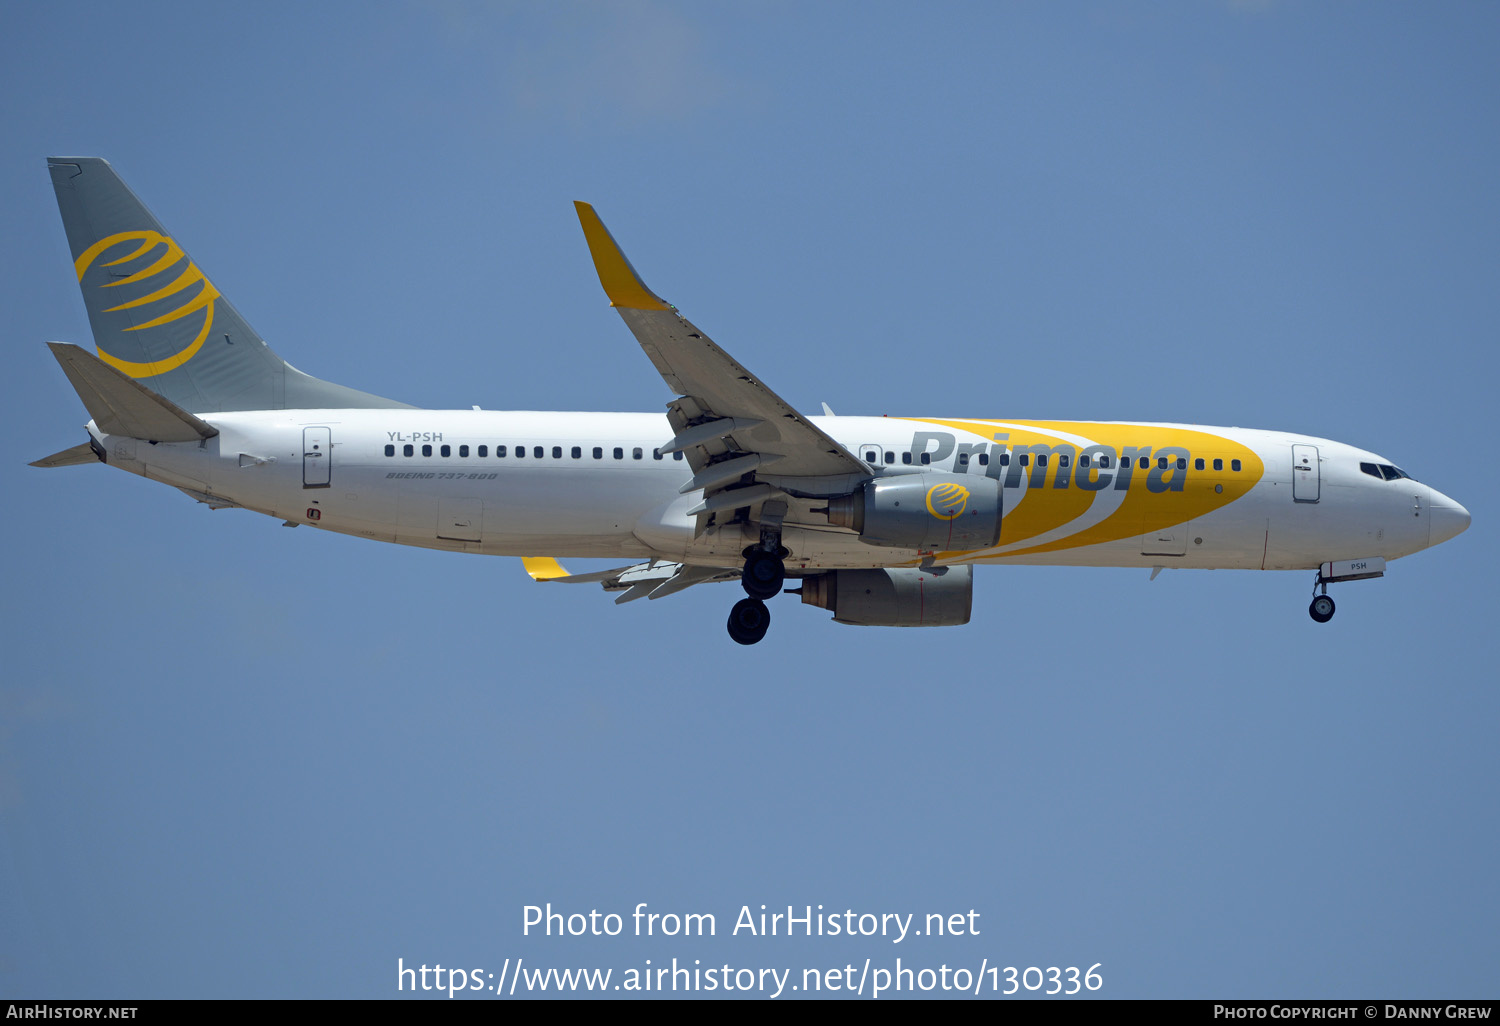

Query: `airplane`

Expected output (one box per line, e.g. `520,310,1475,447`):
33,157,1470,645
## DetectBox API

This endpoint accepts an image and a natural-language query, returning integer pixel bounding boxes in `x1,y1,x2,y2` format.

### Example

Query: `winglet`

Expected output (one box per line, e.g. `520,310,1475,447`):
522,557,571,581
573,202,674,311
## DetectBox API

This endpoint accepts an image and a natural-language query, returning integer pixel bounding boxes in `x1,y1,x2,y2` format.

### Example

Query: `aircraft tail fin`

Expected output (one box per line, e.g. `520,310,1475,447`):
47,157,411,413
46,341,217,442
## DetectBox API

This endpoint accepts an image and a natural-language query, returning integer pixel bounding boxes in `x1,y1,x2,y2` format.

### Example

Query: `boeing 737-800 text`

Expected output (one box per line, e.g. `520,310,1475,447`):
33,158,1470,644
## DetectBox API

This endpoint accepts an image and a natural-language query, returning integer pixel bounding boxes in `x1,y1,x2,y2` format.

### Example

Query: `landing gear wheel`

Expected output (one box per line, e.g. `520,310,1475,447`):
1309,595,1336,623
727,598,771,645
741,551,785,600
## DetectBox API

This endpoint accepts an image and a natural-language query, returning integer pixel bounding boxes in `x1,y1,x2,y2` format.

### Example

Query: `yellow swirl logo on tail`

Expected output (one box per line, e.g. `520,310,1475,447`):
926,482,969,520
74,230,220,378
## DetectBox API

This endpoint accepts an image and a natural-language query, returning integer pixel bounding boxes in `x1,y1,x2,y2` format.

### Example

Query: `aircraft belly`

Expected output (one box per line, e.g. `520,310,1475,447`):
479,469,665,556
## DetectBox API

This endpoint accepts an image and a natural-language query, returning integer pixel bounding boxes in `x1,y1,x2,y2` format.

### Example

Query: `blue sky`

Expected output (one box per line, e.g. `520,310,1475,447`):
2,1,1496,999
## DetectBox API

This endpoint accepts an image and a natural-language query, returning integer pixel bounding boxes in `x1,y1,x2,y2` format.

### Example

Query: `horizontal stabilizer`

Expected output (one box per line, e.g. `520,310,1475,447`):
48,342,217,442
30,441,101,468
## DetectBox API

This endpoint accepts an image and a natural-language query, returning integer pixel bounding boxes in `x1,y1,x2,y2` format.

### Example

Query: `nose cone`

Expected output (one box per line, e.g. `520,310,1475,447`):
1428,488,1471,547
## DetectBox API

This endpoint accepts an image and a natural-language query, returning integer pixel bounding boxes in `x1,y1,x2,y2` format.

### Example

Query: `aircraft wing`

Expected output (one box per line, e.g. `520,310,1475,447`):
574,204,871,517
521,557,740,603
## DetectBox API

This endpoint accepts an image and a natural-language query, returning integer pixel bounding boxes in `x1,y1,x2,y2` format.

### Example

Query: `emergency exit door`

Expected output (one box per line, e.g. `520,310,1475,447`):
303,427,331,488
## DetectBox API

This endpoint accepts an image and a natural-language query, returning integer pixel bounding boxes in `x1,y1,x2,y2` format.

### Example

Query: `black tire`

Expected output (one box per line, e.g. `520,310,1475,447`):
1309,595,1336,623
741,551,785,600
727,598,771,645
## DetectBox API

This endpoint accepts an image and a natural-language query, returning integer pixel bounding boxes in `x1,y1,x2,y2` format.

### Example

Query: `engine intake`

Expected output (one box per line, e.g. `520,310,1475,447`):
798,566,973,627
824,473,1001,551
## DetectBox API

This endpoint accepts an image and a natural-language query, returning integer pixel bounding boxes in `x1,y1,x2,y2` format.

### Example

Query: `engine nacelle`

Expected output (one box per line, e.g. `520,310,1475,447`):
825,473,1001,550
798,566,973,627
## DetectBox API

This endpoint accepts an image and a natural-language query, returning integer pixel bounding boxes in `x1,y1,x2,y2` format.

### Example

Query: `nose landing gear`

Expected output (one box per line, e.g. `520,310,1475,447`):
1309,593,1336,623
1309,572,1337,623
1307,557,1384,623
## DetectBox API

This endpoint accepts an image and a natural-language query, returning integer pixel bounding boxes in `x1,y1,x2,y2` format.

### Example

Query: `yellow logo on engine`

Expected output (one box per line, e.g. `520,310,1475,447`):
926,482,969,520
74,230,220,379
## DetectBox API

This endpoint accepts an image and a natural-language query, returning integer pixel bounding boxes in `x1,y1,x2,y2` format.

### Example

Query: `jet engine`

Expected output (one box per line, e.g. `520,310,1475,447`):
797,565,973,627
824,473,1001,551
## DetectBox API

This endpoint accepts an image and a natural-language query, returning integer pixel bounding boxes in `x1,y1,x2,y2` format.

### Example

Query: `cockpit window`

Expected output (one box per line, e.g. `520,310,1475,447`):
1363,461,1414,482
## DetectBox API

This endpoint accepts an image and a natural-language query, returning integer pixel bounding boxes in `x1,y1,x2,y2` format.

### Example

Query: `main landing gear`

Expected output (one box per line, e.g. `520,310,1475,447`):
728,535,787,645
727,597,771,645
741,549,785,600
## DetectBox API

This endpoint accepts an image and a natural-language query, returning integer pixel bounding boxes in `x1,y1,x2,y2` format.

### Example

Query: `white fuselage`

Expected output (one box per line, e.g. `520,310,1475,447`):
87,409,1469,577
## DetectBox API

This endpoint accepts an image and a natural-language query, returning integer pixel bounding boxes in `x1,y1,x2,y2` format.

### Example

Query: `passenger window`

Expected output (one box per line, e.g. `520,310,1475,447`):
1139,457,1149,470
633,447,643,460
1080,454,1090,468
497,445,507,457
1099,455,1111,468
920,452,931,465
958,453,969,466
384,444,395,457
1157,457,1168,469
594,447,603,459
402,444,413,457
978,453,989,466
864,450,877,462
652,448,663,461
571,446,581,459
1231,459,1242,472
1194,458,1204,470
459,445,469,457
478,445,488,457
551,446,562,459
1213,458,1223,471
1019,455,1030,467
884,451,895,464
515,446,525,458
902,452,913,465
534,446,543,458
1059,454,1070,468
674,451,684,461
440,444,451,457
613,447,624,460
1177,458,1187,470
422,444,432,457
1038,455,1048,467
1000,453,1011,466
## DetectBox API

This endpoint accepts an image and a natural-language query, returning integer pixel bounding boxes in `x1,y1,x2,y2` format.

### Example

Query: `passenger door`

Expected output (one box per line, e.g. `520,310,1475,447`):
1292,444,1320,503
302,427,331,488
